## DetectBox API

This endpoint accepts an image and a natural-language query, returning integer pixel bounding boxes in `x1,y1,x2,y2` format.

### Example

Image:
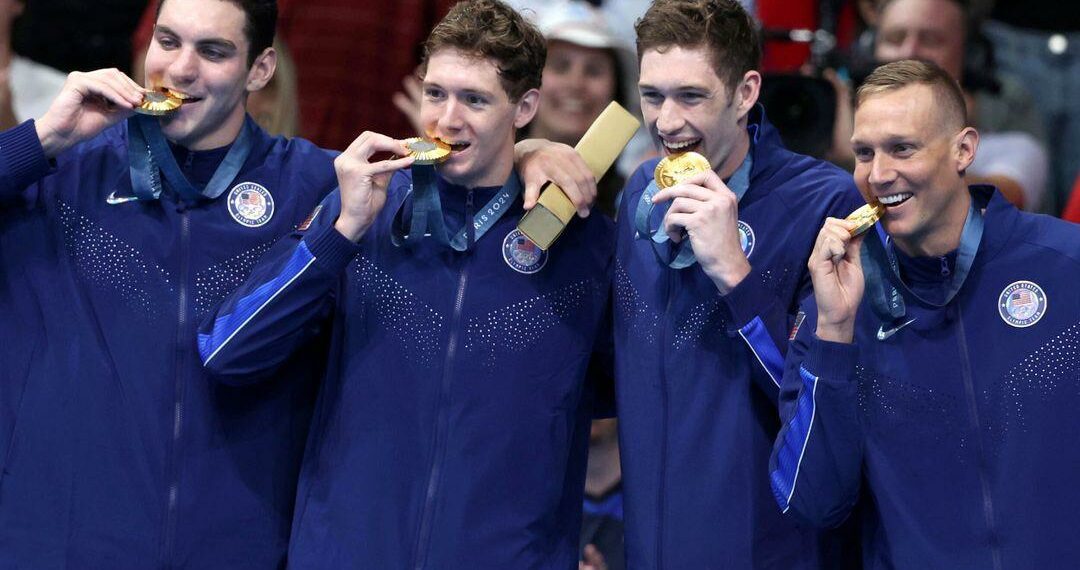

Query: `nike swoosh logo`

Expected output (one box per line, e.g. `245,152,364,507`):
877,317,917,341
106,191,140,205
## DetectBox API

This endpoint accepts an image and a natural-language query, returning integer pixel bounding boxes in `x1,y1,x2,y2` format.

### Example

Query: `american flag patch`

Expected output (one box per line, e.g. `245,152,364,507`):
297,205,323,232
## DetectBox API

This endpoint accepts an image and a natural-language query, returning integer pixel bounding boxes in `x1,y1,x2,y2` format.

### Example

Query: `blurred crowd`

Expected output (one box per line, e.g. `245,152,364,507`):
6,0,1078,219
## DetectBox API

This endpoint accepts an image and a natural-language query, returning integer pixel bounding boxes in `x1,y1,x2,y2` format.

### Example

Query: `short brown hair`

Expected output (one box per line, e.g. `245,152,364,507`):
421,0,546,102
856,59,968,128
634,0,761,94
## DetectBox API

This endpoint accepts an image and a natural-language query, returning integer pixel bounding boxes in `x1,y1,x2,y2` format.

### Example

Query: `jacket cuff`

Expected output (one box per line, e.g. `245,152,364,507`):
803,336,859,382
303,221,362,274
0,120,51,190
720,267,779,331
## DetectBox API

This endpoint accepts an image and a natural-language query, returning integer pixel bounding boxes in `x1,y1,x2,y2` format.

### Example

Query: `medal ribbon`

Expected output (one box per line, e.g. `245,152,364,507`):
861,189,985,331
124,114,255,203
634,152,753,269
391,165,521,251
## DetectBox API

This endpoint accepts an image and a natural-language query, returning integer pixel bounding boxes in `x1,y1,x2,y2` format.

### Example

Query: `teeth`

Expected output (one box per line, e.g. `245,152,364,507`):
879,193,913,206
663,139,699,150
561,99,585,113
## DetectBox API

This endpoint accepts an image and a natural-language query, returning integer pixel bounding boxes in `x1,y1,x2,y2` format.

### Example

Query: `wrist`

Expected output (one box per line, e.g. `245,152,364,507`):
34,118,64,159
334,216,369,243
707,259,751,295
815,320,855,344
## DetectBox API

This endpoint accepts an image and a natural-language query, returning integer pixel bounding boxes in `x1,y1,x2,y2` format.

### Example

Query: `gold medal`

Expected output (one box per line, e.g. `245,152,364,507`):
135,89,183,116
654,151,712,189
404,137,451,165
846,202,884,236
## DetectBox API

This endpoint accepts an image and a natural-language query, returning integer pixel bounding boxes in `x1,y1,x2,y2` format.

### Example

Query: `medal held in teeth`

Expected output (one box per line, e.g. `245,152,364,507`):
846,202,884,236
404,137,452,165
654,151,712,189
135,88,188,116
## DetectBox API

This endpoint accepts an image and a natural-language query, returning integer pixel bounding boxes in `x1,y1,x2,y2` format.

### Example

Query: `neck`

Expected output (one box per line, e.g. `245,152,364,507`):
584,437,621,497
716,128,750,180
0,40,12,69
170,109,246,152
894,184,972,258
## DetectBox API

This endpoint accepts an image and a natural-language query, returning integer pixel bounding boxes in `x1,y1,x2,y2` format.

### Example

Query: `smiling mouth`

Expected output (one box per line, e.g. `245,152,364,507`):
434,137,470,153
661,138,702,154
159,87,203,104
879,192,913,207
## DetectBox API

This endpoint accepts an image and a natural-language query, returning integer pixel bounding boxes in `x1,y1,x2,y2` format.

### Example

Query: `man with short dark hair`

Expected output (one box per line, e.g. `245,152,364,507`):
0,0,337,567
770,59,1080,568
199,0,614,567
612,0,864,567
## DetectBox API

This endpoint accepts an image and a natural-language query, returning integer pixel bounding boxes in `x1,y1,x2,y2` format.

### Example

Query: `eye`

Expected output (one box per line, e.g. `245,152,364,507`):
677,92,706,104
853,147,874,161
465,93,488,107
156,35,178,50
640,90,662,105
199,47,227,61
423,87,445,101
893,143,915,156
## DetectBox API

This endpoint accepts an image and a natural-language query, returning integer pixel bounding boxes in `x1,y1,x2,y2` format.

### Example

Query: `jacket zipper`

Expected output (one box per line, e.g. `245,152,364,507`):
162,154,194,568
655,271,675,570
412,189,473,570
956,307,1003,570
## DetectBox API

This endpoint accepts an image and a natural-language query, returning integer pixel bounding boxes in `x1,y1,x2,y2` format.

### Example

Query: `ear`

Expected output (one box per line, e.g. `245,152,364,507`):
513,88,540,129
245,47,277,93
733,70,761,121
955,126,979,174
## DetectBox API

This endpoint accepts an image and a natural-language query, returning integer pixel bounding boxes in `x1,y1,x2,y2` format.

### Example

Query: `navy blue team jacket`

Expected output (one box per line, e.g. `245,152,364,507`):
0,119,336,569
613,105,865,569
198,170,614,569
771,187,1080,569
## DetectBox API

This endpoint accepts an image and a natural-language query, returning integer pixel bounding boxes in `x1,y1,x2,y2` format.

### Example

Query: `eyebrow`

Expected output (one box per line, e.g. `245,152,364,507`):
638,82,710,92
423,81,496,100
155,25,238,52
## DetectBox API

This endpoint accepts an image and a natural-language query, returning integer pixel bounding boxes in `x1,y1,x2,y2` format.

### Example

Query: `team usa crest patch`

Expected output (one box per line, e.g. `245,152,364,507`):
738,220,755,258
998,280,1047,328
227,182,274,227
502,229,548,274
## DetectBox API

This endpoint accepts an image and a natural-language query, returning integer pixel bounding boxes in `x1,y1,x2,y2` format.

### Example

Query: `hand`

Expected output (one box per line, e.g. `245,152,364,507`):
333,131,414,242
651,170,750,294
514,138,596,218
35,69,144,159
808,218,866,343
391,71,424,136
579,544,608,570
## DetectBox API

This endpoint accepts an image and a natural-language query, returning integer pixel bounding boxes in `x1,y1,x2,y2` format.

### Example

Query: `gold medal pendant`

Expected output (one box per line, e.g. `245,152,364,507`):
135,89,184,116
654,151,712,189
846,202,884,236
404,137,451,165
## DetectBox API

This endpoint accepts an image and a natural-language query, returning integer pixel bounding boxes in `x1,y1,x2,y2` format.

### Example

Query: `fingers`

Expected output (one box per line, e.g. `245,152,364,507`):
662,211,691,243
651,183,714,204
342,131,410,161
70,69,143,109
547,158,595,218
514,139,596,216
522,180,543,212
813,218,858,264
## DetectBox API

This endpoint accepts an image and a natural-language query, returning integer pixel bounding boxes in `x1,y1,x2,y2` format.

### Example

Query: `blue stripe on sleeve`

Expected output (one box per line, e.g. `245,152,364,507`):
738,315,784,388
199,241,317,365
770,365,819,512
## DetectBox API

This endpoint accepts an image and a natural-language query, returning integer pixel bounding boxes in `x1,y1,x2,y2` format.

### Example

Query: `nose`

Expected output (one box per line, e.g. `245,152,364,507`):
655,98,684,136
167,48,199,86
897,35,922,60
867,153,897,189
436,97,465,135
